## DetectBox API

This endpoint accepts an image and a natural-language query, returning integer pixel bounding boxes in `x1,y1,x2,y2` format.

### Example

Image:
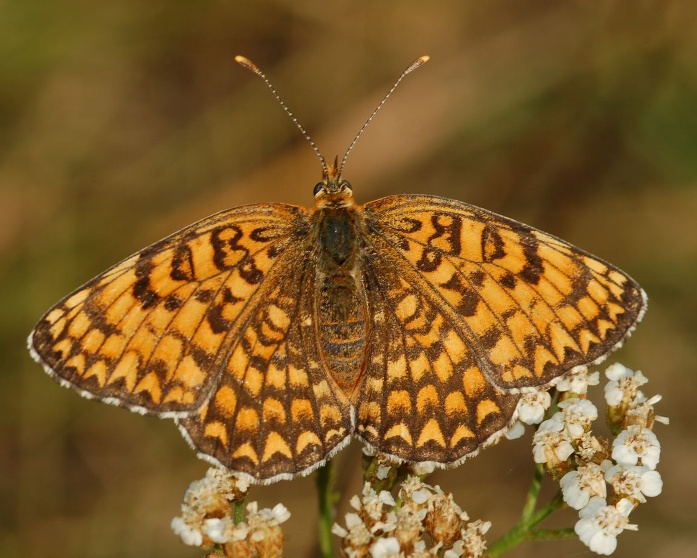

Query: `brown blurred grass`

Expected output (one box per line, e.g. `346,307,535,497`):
2,1,697,557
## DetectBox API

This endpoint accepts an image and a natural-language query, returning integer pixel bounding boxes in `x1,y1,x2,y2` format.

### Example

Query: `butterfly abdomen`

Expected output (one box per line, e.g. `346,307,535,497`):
313,207,369,394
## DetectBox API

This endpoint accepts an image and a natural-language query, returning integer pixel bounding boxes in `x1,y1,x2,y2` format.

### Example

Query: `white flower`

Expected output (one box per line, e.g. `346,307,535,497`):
355,482,397,522
612,425,661,469
411,461,436,476
560,462,608,510
205,466,249,500
532,425,574,466
340,512,372,548
604,364,648,406
270,503,291,523
517,389,551,424
556,369,599,395
444,541,464,558
376,463,392,480
400,476,433,508
203,517,235,544
459,519,491,557
369,536,401,558
574,497,637,555
605,464,663,503
552,398,598,439
171,516,203,546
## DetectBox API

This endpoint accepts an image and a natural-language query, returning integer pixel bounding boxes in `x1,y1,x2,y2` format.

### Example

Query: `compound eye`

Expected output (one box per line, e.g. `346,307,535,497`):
341,180,352,192
313,182,324,197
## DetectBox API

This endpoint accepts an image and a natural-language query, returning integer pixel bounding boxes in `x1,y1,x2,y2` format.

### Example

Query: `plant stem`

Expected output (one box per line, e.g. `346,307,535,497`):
316,460,337,558
521,464,544,521
233,499,245,525
486,471,566,557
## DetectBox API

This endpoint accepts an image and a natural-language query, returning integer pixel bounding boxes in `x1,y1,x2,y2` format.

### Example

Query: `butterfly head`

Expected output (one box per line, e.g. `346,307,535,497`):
313,156,355,209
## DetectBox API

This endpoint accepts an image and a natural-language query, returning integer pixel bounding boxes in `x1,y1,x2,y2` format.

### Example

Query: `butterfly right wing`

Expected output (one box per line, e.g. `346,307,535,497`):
29,203,311,417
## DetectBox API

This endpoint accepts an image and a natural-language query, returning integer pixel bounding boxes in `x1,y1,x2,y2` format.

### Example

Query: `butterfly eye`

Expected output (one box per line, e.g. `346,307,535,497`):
313,182,325,197
341,180,352,193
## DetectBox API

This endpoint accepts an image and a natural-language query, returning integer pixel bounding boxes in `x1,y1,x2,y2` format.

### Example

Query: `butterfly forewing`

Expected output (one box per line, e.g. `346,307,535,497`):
30,203,310,416
363,194,646,392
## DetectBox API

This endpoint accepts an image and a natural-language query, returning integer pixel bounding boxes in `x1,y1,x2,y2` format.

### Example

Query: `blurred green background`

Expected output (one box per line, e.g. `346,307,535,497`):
2,1,695,557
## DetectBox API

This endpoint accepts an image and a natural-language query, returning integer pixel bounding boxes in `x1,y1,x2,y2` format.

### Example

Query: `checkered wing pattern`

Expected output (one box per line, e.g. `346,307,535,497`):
355,194,645,465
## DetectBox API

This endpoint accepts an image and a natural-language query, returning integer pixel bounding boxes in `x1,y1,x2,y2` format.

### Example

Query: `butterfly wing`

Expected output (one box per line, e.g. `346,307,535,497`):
355,255,520,464
355,194,646,465
177,257,353,482
29,203,312,417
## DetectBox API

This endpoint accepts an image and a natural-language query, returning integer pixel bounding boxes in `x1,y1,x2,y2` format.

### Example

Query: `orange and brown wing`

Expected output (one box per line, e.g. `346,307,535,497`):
29,203,310,417
176,253,353,483
364,194,646,390
355,253,520,465
355,194,646,465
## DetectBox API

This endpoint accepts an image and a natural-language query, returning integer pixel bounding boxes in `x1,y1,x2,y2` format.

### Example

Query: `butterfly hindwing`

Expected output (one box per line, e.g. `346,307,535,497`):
177,253,353,481
355,249,520,465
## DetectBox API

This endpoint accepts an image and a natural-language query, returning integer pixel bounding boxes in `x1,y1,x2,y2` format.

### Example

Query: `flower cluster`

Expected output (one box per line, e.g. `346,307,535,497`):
332,476,490,557
170,467,290,558
524,363,666,555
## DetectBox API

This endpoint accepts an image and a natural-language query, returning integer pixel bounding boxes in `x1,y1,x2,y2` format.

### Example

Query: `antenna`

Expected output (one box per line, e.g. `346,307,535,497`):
235,54,430,180
235,55,328,175
339,55,429,177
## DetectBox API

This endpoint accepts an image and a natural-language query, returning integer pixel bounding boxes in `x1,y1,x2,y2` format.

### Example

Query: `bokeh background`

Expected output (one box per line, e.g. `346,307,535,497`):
2,1,695,557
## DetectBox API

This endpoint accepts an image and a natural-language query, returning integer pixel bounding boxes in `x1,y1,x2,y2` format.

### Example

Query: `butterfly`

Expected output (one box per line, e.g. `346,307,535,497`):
28,56,646,484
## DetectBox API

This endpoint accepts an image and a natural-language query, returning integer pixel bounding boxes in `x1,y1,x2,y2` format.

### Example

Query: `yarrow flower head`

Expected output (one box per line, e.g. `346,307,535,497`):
574,497,637,555
556,367,600,395
560,461,609,510
333,474,490,558
170,467,289,557
517,389,552,425
552,397,598,439
603,363,668,431
612,425,661,469
526,362,668,555
532,421,575,475
605,463,663,505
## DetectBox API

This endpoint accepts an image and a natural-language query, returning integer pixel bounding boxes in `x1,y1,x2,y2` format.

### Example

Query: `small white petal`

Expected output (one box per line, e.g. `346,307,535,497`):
203,518,229,544
369,536,401,558
271,503,291,523
171,517,203,547
505,421,525,440
332,523,349,537
412,488,431,504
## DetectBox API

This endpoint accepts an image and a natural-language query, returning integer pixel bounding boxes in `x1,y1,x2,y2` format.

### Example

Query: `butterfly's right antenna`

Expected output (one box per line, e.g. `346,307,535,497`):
338,55,429,178
235,55,328,175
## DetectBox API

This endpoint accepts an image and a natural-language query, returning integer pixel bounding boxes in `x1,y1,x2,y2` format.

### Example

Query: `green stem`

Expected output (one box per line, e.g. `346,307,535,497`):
526,528,577,541
316,460,337,558
521,464,544,522
233,499,245,525
486,483,566,557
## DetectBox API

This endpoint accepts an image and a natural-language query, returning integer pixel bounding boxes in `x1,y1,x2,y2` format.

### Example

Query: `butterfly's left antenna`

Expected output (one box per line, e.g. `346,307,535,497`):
235,55,328,176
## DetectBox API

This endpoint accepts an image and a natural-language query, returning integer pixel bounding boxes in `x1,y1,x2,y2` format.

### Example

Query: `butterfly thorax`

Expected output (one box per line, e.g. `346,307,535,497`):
311,176,369,396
